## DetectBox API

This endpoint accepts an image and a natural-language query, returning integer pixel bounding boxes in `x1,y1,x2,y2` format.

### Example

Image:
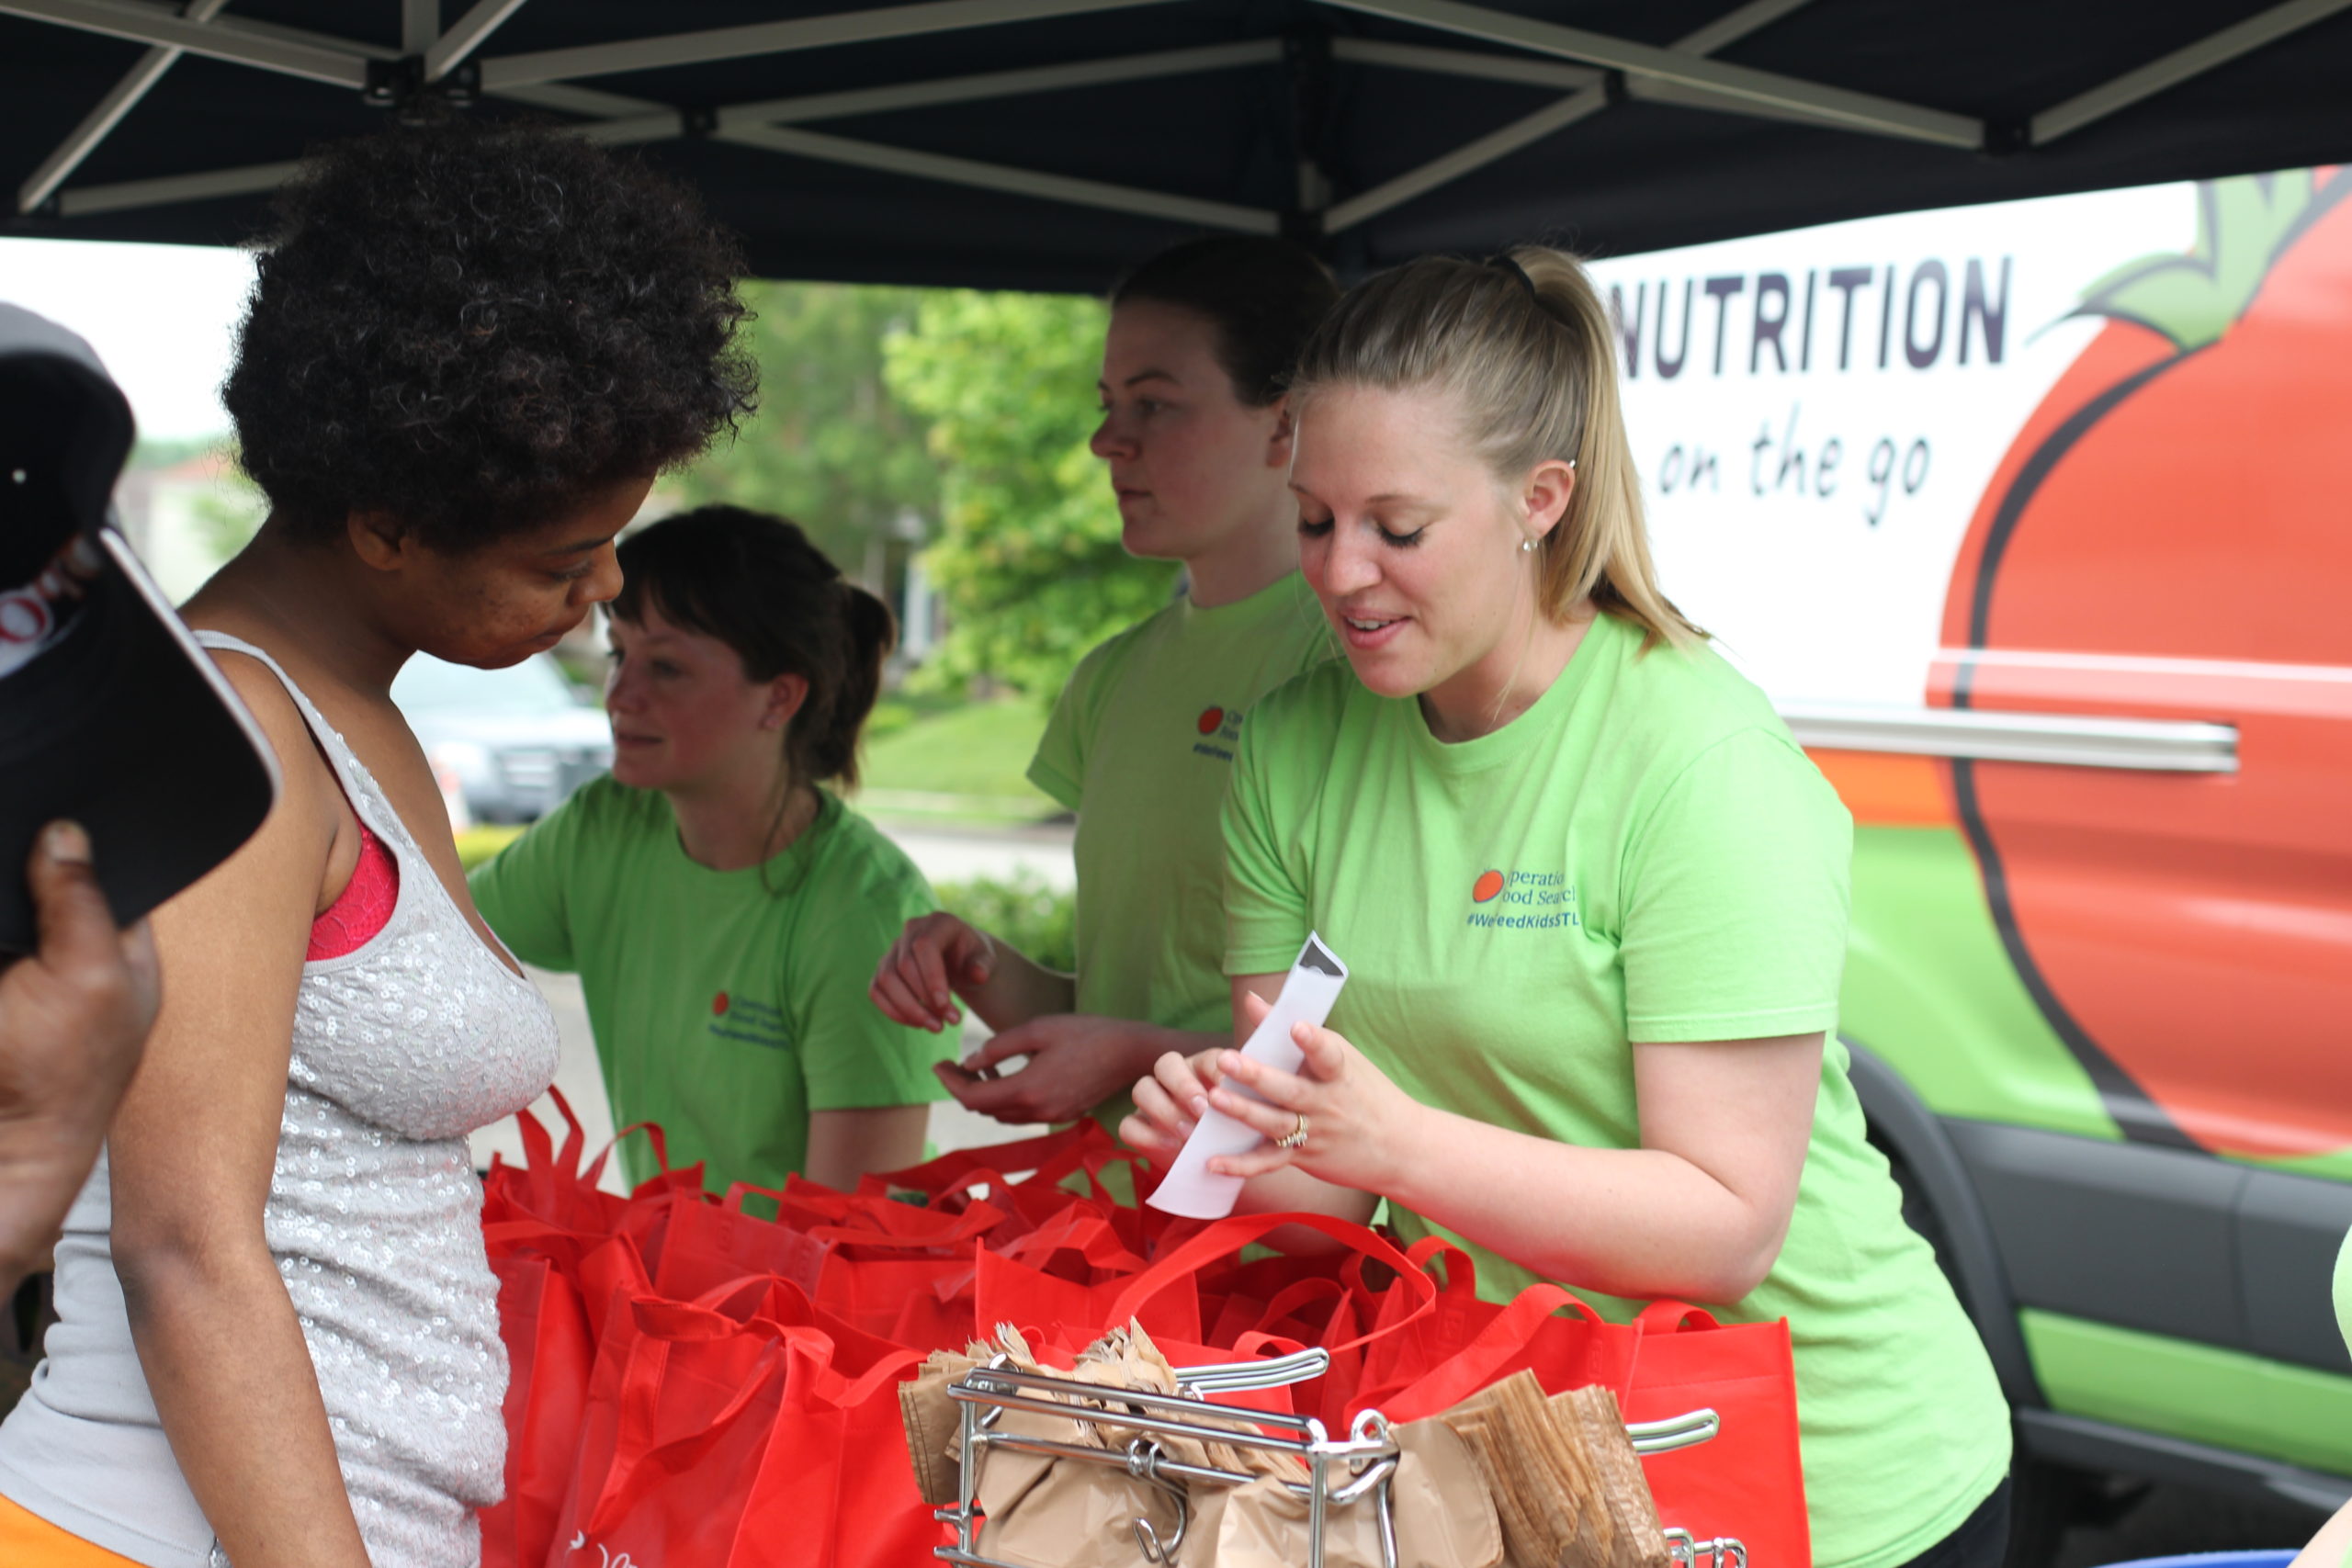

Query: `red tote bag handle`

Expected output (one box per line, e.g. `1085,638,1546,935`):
871,1123,1128,1200
1358,1281,1616,1424
989,1203,1152,1276
1398,1237,1486,1321
511,1092,585,1194
1101,1212,1436,1353
582,1117,675,1192
1634,1300,1723,1333
496,1090,602,1223
725,1179,1008,1250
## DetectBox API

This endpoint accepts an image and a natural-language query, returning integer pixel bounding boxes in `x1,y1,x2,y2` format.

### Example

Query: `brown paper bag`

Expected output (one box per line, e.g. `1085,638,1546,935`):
900,1341,996,1506
1434,1371,1668,1568
914,1320,1509,1568
1552,1384,1668,1568
975,1401,1187,1568
1192,1417,1503,1568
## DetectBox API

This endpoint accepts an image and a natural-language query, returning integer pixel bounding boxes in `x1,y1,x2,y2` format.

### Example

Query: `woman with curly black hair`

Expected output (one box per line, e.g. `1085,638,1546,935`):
0,118,753,1568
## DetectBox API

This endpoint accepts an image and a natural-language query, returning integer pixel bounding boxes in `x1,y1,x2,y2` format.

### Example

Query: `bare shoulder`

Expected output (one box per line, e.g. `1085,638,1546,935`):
179,643,344,903
200,645,329,799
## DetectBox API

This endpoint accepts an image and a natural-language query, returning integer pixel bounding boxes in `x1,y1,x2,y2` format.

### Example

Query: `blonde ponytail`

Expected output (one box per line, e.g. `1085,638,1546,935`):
1288,246,1702,649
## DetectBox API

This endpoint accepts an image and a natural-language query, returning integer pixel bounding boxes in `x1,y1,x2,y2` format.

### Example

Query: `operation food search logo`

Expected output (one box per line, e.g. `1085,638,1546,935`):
707,989,790,1049
1466,868,1580,931
1193,704,1242,761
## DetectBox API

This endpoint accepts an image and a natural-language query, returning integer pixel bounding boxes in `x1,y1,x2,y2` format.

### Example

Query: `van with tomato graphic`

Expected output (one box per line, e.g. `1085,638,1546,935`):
1589,166,2352,1548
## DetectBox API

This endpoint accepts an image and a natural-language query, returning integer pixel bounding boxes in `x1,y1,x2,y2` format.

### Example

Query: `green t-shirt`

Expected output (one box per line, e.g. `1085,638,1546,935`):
1223,612,2011,1568
469,777,952,1193
2335,1227,2352,1361
1028,570,1333,1046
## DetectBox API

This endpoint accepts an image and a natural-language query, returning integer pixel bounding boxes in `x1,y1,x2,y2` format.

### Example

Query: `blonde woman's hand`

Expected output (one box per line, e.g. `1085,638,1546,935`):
870,912,996,1032
1192,991,1423,1193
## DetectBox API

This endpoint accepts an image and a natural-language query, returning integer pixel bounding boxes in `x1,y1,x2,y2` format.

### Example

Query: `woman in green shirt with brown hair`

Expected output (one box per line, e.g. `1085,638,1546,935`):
472,505,950,1194
871,236,1338,1129
1124,249,2013,1568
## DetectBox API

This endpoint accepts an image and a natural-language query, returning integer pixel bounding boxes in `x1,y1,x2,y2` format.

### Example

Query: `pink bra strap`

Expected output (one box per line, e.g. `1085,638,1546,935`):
307,820,400,961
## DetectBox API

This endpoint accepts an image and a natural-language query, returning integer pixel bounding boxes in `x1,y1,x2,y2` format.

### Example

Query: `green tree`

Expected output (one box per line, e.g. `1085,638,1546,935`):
883,290,1175,699
667,281,940,578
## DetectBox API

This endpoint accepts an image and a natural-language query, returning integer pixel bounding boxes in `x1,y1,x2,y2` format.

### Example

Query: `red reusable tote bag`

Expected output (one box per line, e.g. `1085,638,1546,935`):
1349,1239,1642,1423
873,1123,1182,1257
730,1286,947,1568
548,1276,931,1568
650,1183,831,1303
984,1212,1441,1418
1624,1302,1810,1568
484,1094,707,1285
479,1252,594,1568
549,1280,792,1568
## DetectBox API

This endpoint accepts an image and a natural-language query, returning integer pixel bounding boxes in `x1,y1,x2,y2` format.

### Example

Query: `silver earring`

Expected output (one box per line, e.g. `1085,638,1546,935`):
1521,537,1537,553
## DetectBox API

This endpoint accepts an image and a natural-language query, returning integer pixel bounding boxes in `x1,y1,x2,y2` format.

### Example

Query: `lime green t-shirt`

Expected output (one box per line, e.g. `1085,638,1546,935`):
1223,612,2011,1568
1028,570,1333,1043
469,777,952,1193
2335,1227,2351,1361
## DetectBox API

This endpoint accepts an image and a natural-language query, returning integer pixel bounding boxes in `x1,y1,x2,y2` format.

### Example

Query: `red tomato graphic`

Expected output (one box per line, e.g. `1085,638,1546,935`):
1197,706,1226,736
712,992,730,1017
1472,870,1506,904
1938,170,2352,1156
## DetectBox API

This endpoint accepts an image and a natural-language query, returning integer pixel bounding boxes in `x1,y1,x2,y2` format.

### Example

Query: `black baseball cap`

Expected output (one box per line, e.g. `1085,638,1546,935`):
0,301,278,953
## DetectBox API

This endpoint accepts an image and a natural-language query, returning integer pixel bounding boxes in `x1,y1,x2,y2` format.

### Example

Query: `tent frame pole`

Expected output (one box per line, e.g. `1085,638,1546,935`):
22,0,2349,241
0,0,368,85
400,0,435,54
722,40,1279,127
716,120,1279,233
476,0,1186,89
1314,0,1981,148
51,29,1291,227
15,0,230,213
2030,0,2352,146
1329,38,1599,92
427,0,530,82
1325,0,1816,233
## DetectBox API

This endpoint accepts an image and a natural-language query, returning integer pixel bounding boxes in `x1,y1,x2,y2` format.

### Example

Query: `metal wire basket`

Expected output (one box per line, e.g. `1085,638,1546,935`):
932,1348,1749,1568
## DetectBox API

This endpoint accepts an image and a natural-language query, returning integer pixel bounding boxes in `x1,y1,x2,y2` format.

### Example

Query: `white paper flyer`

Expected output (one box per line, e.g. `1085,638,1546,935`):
1146,932,1348,1219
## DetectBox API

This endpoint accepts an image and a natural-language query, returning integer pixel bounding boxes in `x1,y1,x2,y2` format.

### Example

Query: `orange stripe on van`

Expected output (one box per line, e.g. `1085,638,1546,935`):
1806,749,1954,828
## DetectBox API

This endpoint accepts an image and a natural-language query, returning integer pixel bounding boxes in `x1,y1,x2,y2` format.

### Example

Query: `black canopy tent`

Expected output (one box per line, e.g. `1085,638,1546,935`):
4,0,2352,290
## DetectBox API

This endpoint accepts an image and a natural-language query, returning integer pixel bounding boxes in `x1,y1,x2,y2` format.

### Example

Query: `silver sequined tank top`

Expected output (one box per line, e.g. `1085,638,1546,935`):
0,633,560,1568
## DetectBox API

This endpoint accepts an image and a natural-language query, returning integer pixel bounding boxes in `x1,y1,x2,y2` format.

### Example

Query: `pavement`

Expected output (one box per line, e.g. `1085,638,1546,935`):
867,816,1077,890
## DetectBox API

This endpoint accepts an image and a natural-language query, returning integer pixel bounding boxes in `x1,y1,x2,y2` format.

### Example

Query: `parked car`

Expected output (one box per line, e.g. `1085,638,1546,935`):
1589,166,2352,1553
391,651,611,826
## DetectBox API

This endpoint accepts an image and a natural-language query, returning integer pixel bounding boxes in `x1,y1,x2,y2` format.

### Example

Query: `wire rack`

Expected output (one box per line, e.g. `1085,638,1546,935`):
932,1348,1750,1568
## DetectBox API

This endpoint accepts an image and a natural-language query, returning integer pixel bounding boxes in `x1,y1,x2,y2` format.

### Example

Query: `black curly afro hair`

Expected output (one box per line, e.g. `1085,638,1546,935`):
224,116,757,553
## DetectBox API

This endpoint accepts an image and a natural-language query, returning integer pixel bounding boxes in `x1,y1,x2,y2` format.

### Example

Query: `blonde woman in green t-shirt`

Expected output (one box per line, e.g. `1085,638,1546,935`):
871,238,1337,1129
1123,250,2013,1568
472,506,952,1193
